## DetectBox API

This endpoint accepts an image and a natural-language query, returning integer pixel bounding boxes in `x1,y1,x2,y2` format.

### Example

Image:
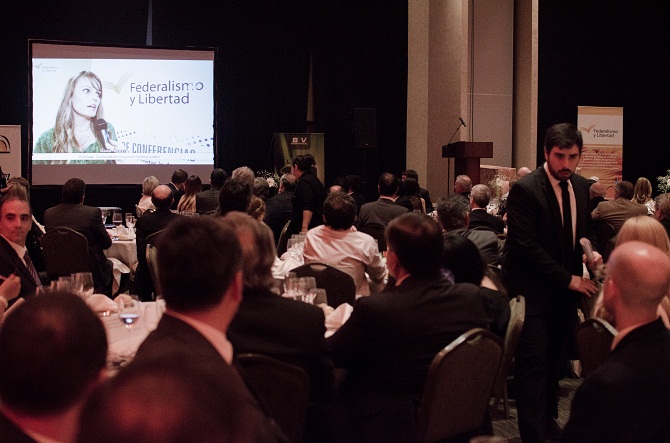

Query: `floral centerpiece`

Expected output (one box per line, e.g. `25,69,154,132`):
256,170,281,189
657,170,670,194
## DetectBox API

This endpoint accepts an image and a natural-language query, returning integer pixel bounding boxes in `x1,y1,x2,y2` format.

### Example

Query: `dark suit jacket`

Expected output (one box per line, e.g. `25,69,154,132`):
357,198,408,231
264,191,294,244
591,197,648,232
195,186,221,214
419,187,433,213
327,274,494,440
502,168,592,316
44,203,113,295
166,183,184,211
469,208,506,234
351,192,367,215
451,227,502,266
228,287,334,402
562,318,670,442
0,236,39,300
133,208,178,300
0,413,36,443
130,314,281,442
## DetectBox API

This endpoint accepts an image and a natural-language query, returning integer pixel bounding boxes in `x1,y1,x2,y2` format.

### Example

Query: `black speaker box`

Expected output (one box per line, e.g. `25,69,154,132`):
354,108,377,149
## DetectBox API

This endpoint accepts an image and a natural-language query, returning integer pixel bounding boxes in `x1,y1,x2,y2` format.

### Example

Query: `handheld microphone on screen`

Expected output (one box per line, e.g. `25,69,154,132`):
579,237,604,279
442,117,468,149
94,118,111,148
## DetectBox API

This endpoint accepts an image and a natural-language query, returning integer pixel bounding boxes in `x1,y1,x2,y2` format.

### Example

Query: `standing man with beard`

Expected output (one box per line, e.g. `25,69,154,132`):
502,123,601,442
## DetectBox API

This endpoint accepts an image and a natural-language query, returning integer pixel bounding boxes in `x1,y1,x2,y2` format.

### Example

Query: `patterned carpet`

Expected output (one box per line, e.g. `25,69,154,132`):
490,377,583,442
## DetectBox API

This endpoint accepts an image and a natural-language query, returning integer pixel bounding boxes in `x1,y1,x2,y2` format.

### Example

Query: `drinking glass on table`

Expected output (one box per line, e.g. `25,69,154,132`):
117,294,141,358
299,277,317,304
112,211,123,229
72,272,94,300
55,276,75,292
100,208,108,225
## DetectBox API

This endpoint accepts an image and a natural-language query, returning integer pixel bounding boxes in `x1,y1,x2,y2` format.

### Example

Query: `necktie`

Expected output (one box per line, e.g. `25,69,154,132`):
24,251,42,287
559,181,573,260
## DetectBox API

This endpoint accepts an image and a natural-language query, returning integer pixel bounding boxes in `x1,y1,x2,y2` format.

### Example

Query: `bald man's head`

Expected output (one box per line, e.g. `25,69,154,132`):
605,241,670,322
517,167,532,178
152,185,174,210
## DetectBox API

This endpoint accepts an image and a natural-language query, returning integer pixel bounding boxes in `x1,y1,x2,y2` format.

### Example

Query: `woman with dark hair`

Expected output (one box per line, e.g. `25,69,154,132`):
34,71,121,163
177,175,202,214
289,154,326,235
396,177,426,213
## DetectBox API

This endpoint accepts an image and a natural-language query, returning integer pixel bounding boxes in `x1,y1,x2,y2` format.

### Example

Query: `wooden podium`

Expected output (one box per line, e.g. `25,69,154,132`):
442,141,493,185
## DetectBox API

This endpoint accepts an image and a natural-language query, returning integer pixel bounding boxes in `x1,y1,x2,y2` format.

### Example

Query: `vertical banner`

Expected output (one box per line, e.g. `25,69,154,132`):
577,106,623,199
273,133,325,184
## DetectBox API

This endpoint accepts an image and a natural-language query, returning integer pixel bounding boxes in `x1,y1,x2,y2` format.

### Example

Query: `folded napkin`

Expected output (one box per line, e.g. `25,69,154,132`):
272,256,301,279
87,293,117,313
325,303,353,337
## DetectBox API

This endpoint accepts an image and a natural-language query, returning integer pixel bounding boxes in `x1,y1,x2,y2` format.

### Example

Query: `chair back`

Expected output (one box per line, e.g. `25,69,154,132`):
418,328,503,443
292,262,356,307
359,223,386,251
576,317,617,377
235,353,310,443
276,220,291,256
145,229,165,299
42,227,89,279
491,295,525,417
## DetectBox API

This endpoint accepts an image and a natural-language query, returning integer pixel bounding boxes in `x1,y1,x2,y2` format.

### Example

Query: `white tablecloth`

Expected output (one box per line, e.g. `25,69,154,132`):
100,301,158,359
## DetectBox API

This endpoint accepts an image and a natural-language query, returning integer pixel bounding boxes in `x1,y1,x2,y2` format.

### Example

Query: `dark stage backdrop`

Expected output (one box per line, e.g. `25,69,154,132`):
537,1,670,193
0,0,408,220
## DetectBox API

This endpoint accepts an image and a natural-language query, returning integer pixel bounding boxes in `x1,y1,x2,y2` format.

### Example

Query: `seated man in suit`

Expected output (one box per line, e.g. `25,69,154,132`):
0,193,42,299
304,192,386,296
328,213,502,442
44,178,113,295
468,184,506,234
562,241,670,442
218,178,252,217
133,185,179,301
265,173,296,244
436,194,502,267
195,168,227,214
356,173,408,248
225,212,334,404
0,292,107,442
127,216,281,441
166,168,187,211
592,180,648,232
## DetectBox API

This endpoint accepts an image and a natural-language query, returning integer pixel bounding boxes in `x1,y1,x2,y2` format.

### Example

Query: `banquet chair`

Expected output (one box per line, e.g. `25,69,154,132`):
417,328,503,443
491,295,525,418
292,262,356,308
576,317,617,377
145,244,161,299
41,227,89,280
276,221,291,256
235,353,310,443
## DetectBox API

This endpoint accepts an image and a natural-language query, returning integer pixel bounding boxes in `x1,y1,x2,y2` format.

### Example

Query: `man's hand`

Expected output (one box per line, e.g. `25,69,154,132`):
569,275,598,297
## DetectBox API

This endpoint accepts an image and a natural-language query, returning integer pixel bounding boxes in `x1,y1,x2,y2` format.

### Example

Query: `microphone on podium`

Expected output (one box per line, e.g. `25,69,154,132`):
443,117,467,149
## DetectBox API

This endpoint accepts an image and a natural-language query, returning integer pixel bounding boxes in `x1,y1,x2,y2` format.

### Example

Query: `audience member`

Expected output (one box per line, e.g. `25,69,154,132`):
195,168,227,215
134,185,179,301
502,123,600,441
218,178,252,217
516,166,532,178
395,177,425,213
654,192,670,238
592,180,647,232
401,169,433,212
127,216,281,441
138,175,159,214
265,173,296,244
253,177,270,201
303,192,386,296
328,213,500,442
562,241,670,442
176,175,202,214
631,176,655,215
225,212,334,403
2,179,46,273
454,174,472,197
44,178,112,295
231,166,255,187
436,194,501,266
247,195,265,222
0,194,42,300
468,184,506,234
289,154,326,235
346,174,367,213
0,292,107,443
166,169,188,210
589,180,607,212
331,176,351,194
357,172,408,234
78,359,263,443
441,232,509,335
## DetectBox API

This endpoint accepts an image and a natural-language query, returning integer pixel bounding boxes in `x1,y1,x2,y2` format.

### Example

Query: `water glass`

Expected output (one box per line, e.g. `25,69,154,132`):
117,294,141,358
72,272,94,300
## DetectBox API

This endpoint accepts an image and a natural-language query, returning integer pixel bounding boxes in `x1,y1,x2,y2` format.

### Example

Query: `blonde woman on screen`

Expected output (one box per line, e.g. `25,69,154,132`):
593,215,670,326
34,71,121,163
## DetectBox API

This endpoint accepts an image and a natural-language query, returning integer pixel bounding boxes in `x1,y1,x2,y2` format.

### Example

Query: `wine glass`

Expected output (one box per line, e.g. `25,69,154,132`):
125,213,133,227
112,212,123,239
117,294,141,358
299,277,317,304
100,208,108,225
72,272,94,300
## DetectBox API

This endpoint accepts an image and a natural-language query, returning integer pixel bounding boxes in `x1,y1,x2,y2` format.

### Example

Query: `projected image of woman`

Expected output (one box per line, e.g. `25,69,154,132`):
34,71,121,162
